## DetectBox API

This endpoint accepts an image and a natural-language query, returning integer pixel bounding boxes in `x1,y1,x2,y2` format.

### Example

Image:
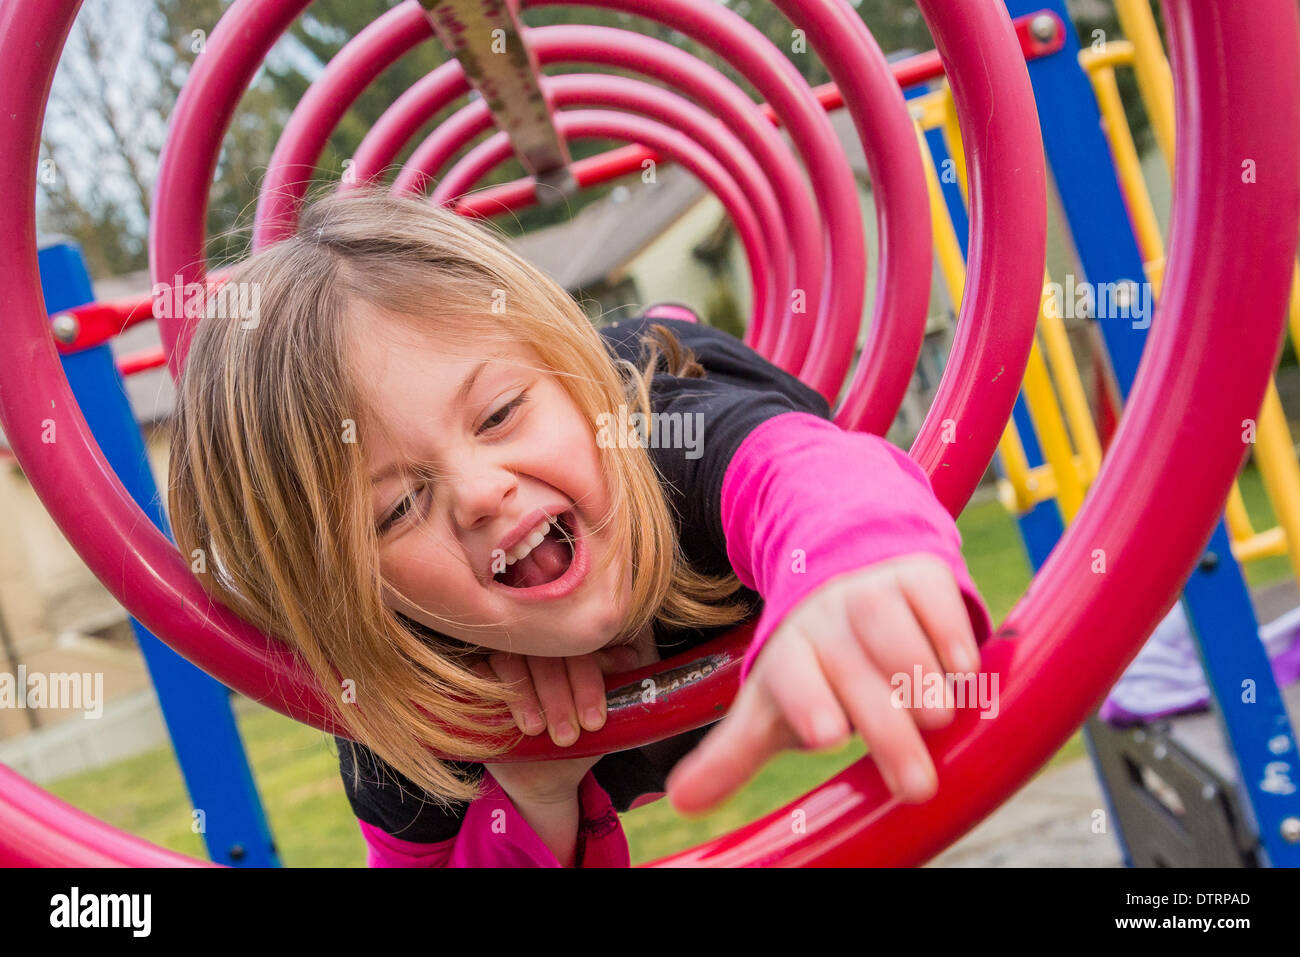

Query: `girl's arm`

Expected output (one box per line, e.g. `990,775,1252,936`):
719,411,992,683
356,768,629,868
661,410,993,813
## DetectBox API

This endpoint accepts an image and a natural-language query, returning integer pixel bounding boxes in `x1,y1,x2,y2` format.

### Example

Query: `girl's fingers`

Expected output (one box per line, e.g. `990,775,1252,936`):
896,557,981,676
811,603,938,803
760,625,851,751
526,655,582,748
665,675,797,815
565,653,609,733
480,647,639,740
487,652,544,735
843,584,953,732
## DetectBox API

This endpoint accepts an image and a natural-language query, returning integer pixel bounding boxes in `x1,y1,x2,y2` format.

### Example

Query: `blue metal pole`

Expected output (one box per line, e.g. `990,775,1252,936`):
37,241,280,867
1002,0,1298,867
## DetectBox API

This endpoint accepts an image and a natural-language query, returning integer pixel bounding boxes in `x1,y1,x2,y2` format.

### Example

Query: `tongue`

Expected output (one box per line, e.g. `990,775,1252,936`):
508,534,571,588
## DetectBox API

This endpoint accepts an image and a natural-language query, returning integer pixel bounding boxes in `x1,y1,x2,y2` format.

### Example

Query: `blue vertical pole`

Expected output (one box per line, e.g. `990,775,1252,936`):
38,241,280,867
1002,0,1298,867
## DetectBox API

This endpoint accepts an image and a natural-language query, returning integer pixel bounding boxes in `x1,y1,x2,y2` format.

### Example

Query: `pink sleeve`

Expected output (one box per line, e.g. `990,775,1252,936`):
357,769,630,868
720,412,992,684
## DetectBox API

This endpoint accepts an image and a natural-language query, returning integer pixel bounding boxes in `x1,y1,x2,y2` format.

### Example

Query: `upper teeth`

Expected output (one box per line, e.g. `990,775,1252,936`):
504,516,557,566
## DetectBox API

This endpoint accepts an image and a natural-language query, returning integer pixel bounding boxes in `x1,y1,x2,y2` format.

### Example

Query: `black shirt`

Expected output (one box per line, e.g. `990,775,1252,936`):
336,311,831,843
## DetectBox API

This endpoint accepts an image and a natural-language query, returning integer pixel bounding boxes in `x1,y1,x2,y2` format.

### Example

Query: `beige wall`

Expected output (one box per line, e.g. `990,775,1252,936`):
615,194,728,311
0,430,170,740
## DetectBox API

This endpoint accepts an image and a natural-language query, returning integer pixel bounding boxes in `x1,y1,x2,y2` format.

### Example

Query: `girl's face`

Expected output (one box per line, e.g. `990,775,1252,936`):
350,312,631,657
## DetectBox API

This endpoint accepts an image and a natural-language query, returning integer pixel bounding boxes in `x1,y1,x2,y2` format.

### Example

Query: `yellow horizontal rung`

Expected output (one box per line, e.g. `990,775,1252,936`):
1078,41,1136,74
996,455,1092,516
906,90,951,134
997,427,1036,512
996,478,1020,516
1028,457,1087,504
1231,526,1288,564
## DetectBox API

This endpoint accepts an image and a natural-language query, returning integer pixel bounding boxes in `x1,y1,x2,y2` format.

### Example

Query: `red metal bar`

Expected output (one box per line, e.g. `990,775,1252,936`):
52,268,236,354
117,347,166,377
408,75,787,346
454,9,1064,218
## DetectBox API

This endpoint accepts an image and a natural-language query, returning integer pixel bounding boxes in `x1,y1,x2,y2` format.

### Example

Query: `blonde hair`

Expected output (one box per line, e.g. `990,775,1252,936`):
166,184,751,806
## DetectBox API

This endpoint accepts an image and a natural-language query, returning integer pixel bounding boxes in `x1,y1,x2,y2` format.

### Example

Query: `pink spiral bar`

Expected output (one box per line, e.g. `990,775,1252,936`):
531,0,864,398
358,26,805,353
399,72,787,341
903,0,1048,516
0,764,211,867
196,0,926,422
282,12,825,369
254,1,432,249
136,0,932,765
766,0,932,435
0,0,1029,863
431,108,770,326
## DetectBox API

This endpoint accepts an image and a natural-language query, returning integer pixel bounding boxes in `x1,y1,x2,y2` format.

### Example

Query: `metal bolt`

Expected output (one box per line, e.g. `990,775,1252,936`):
535,167,578,207
1202,784,1217,800
1199,551,1219,572
228,843,246,861
50,313,79,344
1114,281,1136,311
1282,817,1300,844
1030,14,1057,43
1153,743,1167,760
1133,729,1146,744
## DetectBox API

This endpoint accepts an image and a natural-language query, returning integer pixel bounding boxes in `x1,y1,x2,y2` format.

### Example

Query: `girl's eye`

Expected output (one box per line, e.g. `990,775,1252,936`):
378,392,529,534
478,392,528,434
379,484,429,534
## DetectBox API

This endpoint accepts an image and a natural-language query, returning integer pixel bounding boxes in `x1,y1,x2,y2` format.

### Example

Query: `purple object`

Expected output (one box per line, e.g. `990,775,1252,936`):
1100,603,1300,726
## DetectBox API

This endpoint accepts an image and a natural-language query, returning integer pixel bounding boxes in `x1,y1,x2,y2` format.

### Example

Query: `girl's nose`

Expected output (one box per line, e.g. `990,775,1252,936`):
449,459,517,531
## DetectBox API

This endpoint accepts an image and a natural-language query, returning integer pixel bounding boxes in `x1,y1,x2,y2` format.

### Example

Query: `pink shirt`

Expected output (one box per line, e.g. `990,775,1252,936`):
358,411,992,867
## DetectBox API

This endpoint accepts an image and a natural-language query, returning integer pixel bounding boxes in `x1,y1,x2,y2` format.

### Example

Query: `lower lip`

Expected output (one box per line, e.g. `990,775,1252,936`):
490,509,589,602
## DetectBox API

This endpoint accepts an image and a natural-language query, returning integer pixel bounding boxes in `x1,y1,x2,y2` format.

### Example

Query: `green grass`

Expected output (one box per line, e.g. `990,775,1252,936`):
41,465,1293,865
46,702,366,867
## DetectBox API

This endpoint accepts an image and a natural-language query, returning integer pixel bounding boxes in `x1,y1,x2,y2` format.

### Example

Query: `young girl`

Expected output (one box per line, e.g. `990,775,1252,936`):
166,186,992,868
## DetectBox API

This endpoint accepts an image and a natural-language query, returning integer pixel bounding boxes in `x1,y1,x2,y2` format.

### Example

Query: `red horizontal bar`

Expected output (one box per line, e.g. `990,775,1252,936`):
117,346,166,377
53,266,237,355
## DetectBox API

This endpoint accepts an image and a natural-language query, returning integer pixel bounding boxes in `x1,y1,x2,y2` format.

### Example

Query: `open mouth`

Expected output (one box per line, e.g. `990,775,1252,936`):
493,510,577,589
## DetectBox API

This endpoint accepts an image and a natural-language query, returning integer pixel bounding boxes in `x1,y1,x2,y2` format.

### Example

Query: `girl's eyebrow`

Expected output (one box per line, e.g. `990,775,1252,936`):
455,359,489,406
369,359,490,487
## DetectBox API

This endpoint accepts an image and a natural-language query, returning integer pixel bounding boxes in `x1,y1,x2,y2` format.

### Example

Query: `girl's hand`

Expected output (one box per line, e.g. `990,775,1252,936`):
477,646,642,746
474,646,639,807
664,554,983,814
